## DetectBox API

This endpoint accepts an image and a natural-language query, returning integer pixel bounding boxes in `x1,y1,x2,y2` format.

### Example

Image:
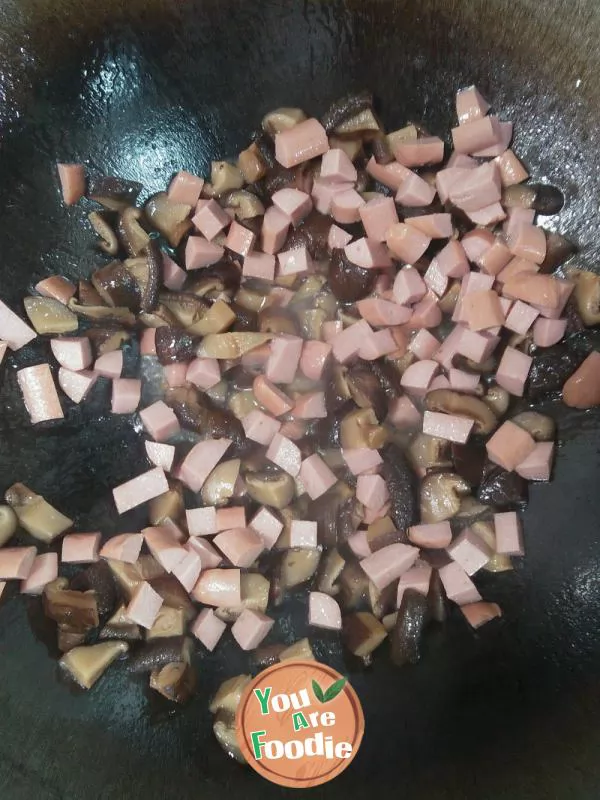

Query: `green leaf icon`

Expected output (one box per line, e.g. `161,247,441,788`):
323,677,346,702
312,679,325,703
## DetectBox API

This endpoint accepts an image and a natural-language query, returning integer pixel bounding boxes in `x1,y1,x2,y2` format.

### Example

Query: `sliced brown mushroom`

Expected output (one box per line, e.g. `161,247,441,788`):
471,520,513,573
368,580,397,619
87,175,142,211
258,307,299,336
386,123,418,151
425,389,498,435
213,711,247,763
24,296,78,334
343,611,387,658
502,183,564,214
43,580,99,633
155,326,197,365
540,231,576,272
340,407,387,450
438,280,462,315
5,483,72,543
88,211,119,255
321,90,373,134
279,637,316,661
211,161,244,195
337,560,369,609
390,589,428,667
99,605,142,642
78,280,104,307
245,471,295,509
149,485,185,526
511,411,555,441
427,568,449,623
366,516,403,552
86,327,130,356
329,248,377,302
117,207,150,257
145,192,192,247
189,262,241,301
146,606,187,640
149,575,195,620
201,459,241,506
69,561,117,622
228,390,259,420
408,434,452,472
271,547,321,605
60,641,128,689
214,572,270,622
68,298,136,326
91,261,141,310
262,107,307,136
316,548,346,596
0,505,18,547
420,472,471,523
209,674,251,715
220,189,265,220
483,384,510,417
127,240,161,312
57,626,87,653
572,269,600,326
237,143,268,184
335,107,380,136
166,386,245,445
188,300,237,336
345,362,387,421
328,135,363,162
150,661,196,703
127,637,192,673
197,332,272,359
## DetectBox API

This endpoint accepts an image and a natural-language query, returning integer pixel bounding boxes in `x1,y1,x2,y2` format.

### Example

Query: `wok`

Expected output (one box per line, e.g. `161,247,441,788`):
1,0,600,797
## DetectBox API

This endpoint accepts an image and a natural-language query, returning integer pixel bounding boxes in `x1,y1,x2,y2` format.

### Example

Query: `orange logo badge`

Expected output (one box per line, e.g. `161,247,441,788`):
236,659,364,788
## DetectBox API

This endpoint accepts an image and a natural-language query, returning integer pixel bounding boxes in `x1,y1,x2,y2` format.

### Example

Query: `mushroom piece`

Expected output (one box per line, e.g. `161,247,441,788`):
150,575,195,620
5,483,72,543
279,637,315,661
149,661,196,703
483,384,510,417
427,569,449,623
70,561,117,622
117,207,150,257
91,261,141,310
213,711,247,763
0,505,18,547
408,434,452,472
420,472,471,524
86,327,130,356
316,548,346,596
209,674,252,715
271,548,321,605
88,211,119,255
472,520,513,573
540,231,576,272
340,407,387,450
189,263,241,302
370,132,394,164
335,107,380,136
211,161,244,195
87,175,142,211
158,291,209,330
24,296,79,334
381,443,419,534
337,560,369,609
477,463,528,509
244,470,295,510
229,390,259,420
572,270,600,326
127,636,193,673
343,611,387,658
527,343,584,401
451,441,487,487
425,389,498,435
166,387,245,445
145,192,192,247
78,280,105,307
501,183,564,214
325,364,353,412
68,298,137,327
511,411,556,442
146,606,187,640
149,485,185,526
57,626,87,653
438,280,462,315
43,580,99,633
60,641,128,689
368,580,397,618
155,326,197,365
214,572,270,622
321,90,373,134
258,307,299,336
126,240,161,312
201,459,241,507
99,605,142,642
309,481,359,549
390,589,428,667
366,516,403,552
329,249,377,303
262,107,307,135
197,332,272,359
220,189,265,220
238,144,268,184
346,362,387,422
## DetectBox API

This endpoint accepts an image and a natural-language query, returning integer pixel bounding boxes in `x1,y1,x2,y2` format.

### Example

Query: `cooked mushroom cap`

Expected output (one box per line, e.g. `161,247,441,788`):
572,269,600,326
0,505,18,547
420,472,471,523
425,389,498,435
60,641,128,689
5,483,72,543
511,411,555,441
245,471,295,509
24,296,79,334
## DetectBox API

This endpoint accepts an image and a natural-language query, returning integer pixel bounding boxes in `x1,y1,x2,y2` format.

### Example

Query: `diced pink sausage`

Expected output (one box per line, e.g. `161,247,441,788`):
387,224,431,263
320,148,358,182
242,409,281,445
0,547,37,580
356,474,389,510
62,533,101,564
140,401,180,441
253,375,294,417
299,453,337,500
243,252,276,281
162,253,187,291
408,521,452,549
214,527,263,568
143,526,187,572
447,527,492,575
275,118,329,168
504,300,539,334
456,85,490,124
94,350,123,379
435,166,472,204
360,542,420,590
436,240,470,278
533,317,567,347
126,581,163,630
215,507,246,532
185,236,225,270
225,221,255,257
504,273,563,309
434,325,467,370
17,364,64,423
186,506,218,537
477,237,512,276
186,358,221,390
461,229,495,263
359,196,399,242
387,395,421,428
266,432,302,476
261,206,291,254
272,188,313,226
308,592,342,630
362,501,391,525
241,343,271,371
292,391,327,419
358,328,398,360
311,179,353,215
400,359,439,397
531,279,574,320
111,378,141,414
265,335,303,384
186,536,223,568
345,237,392,269
171,550,203,593
300,340,331,381
428,375,451,391
449,162,501,211
347,530,371,559
461,601,502,628
447,153,478,168
191,608,227,651
495,346,532,397
516,441,554,481
113,467,169,515
99,533,143,564
448,368,480,394
456,329,499,363
35,276,77,306
423,260,448,297
394,136,444,167
232,609,275,650
278,245,312,276
438,561,482,605
365,157,410,192
462,290,505,331
395,171,436,206
409,329,440,360
21,553,58,595
496,257,540,285
503,206,536,239
331,319,373,364
508,223,547,264
140,328,157,356
249,507,283,550
327,223,353,250
495,149,529,187
192,567,241,606
423,411,474,444
179,439,232,492
331,188,365,224
397,564,433,606
392,266,427,304
451,115,502,154
355,298,409,328
57,163,85,205
168,170,204,205
145,441,175,471
473,121,513,157
192,199,231,240
322,320,343,343
466,203,506,226
494,511,524,556
406,213,453,239
289,520,318,548
342,447,383,476
486,420,536,472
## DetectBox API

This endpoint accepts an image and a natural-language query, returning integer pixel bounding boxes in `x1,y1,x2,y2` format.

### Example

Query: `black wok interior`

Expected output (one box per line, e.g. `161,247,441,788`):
1,1,600,797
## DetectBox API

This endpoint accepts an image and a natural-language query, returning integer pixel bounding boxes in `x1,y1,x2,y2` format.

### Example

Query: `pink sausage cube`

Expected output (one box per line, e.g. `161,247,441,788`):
409,329,440,360
160,364,186,388
289,520,318,548
231,609,275,650
143,526,187,573
356,474,389,510
342,447,383,476
508,223,547,264
300,340,331,381
139,401,180,441
456,329,499,364
243,252,276,281
111,378,141,414
436,240,470,279
213,527,264,568
62,533,101,564
308,592,342,630
178,438,232,492
126,581,163,630
292,391,327,419
345,237,392,269
446,152,478,168
311,179,353,215
393,266,427,305
17,364,64,423
185,236,225,270
387,395,421,429
278,245,312,277
394,136,444,167
266,335,303,384
171,550,203,593
456,85,490,124
35,276,76,306
162,253,187,291
504,300,540,335
140,328,157,356
451,115,502,154
366,156,410,190
253,375,294,417
408,522,453,549
477,237,513,276
57,163,85,205
362,501,391,525
395,171,436,206
94,350,123,379
186,358,221,390
242,409,281,445
461,601,503,628
424,259,449,297
494,511,524,556
266,432,302,476
449,162,501,211
358,328,399,360
462,290,505,331
99,533,143,564
497,257,540,285
299,454,337,500
473,120,513,157
186,537,223,569
261,206,291,255
405,213,453,239
388,225,431,265
447,527,493,575
466,203,506,226
322,320,343,343
356,298,411,327
359,196,399,242
400,359,439,397
215,507,247,532
331,320,373,364
494,149,529,187
428,375,451,391
186,506,218,537
225,221,255,257
320,148,358,183
516,441,554,481
438,561,482,605
191,608,227,651
327,223,353,250
192,199,231,240
531,278,574,320
533,317,567,348
503,207,536,239
249,507,284,550
21,553,58,595
461,229,495,263
168,170,204,205
397,564,433,607
0,547,37,580
360,542,420,590
495,346,532,397
145,440,175,471
435,166,472,204
191,567,240,605
449,368,480,394
51,337,92,371
272,188,313,226
347,530,371,559
423,411,474,444
486,420,536,472
331,189,365,224
274,118,329,168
